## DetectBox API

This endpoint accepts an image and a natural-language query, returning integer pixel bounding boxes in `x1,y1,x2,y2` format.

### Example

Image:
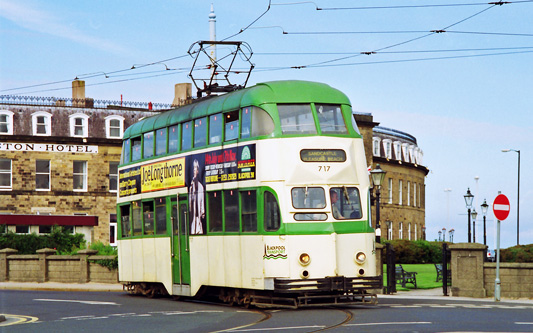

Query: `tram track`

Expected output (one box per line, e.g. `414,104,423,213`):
308,308,354,332
209,308,272,333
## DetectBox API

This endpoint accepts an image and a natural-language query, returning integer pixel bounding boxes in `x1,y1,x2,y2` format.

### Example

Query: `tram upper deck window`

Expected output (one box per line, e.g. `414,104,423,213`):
330,187,362,220
131,137,142,161
225,111,239,141
278,104,317,135
182,121,192,150
155,128,167,156
194,117,207,147
291,187,326,209
316,104,348,134
122,139,131,164
168,125,179,153
209,114,222,144
143,131,154,158
241,107,251,138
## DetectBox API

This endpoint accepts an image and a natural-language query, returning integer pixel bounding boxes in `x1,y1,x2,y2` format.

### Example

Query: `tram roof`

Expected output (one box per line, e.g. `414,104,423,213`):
124,80,351,139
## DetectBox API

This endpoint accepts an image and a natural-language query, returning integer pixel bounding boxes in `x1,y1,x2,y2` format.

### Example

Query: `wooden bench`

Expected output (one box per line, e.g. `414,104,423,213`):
395,264,417,288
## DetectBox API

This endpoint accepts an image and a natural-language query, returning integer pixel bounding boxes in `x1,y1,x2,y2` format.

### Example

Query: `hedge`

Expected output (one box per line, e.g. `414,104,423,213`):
0,226,85,254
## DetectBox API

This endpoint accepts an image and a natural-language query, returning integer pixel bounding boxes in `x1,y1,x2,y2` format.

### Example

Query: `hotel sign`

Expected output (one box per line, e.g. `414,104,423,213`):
0,142,98,153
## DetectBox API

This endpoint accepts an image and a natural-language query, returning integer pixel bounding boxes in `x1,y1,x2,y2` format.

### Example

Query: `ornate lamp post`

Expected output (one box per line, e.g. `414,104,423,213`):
370,164,387,243
464,188,474,243
502,149,520,245
481,199,489,246
471,208,478,243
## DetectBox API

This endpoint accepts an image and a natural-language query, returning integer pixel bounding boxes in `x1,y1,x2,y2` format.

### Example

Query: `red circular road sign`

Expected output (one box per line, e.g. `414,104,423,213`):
493,194,511,221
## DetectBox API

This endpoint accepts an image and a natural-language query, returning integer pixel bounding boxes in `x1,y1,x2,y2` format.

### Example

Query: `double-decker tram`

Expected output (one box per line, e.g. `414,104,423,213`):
117,80,382,308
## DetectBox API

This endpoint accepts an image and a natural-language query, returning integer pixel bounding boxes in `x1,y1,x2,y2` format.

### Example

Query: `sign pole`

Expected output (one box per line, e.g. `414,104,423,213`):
495,218,501,302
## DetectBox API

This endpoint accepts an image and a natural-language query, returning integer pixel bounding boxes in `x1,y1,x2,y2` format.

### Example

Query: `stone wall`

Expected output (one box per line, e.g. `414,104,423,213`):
450,243,533,299
0,248,118,284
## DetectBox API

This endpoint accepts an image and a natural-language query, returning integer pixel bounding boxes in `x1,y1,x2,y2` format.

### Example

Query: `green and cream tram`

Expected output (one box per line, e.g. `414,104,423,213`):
117,80,381,308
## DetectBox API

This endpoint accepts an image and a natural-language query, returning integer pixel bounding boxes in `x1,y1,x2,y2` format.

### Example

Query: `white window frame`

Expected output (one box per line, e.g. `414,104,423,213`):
388,221,393,240
372,137,381,157
383,139,392,159
415,223,418,240
413,182,417,207
393,141,401,160
35,159,50,191
408,223,412,240
409,145,416,164
105,115,124,139
109,161,119,193
402,143,409,163
109,214,118,246
73,160,87,192
32,111,52,136
388,178,393,204
0,158,12,190
399,180,403,205
69,113,89,138
0,110,14,135
399,222,403,239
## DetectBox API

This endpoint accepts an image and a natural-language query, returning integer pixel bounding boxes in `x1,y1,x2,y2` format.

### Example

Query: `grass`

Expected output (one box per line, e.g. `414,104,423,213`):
383,263,447,291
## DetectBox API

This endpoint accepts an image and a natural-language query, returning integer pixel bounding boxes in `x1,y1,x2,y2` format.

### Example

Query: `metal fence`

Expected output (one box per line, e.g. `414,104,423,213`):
0,95,174,111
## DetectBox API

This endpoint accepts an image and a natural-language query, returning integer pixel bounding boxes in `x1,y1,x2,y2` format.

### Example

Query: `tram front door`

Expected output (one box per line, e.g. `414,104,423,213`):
171,196,191,286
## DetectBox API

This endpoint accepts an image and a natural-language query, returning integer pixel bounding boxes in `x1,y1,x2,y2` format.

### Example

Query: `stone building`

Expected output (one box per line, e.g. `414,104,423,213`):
0,81,164,244
354,113,429,241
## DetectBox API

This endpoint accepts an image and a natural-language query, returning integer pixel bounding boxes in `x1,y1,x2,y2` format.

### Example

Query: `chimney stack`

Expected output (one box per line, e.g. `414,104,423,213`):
172,83,192,107
72,80,85,100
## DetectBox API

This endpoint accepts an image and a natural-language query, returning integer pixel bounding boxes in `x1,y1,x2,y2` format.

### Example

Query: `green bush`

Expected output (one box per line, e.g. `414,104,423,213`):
86,241,118,271
0,226,85,254
501,244,533,263
383,240,443,264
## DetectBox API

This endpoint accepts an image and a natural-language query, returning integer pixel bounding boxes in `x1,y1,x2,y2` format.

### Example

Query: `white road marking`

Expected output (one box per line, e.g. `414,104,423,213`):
346,321,432,327
34,298,119,305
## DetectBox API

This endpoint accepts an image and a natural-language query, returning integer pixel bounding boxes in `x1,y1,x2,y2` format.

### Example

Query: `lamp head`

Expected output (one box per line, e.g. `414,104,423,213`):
464,188,474,209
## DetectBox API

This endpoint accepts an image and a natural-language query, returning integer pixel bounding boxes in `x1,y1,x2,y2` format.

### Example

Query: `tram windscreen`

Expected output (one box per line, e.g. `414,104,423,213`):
291,187,326,209
330,187,362,219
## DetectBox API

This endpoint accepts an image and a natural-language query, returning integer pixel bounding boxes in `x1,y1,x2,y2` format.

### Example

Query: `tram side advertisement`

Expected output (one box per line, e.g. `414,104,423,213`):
119,144,256,197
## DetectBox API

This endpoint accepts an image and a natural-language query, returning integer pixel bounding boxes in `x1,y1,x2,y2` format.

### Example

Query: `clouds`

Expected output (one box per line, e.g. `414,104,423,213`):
0,0,126,54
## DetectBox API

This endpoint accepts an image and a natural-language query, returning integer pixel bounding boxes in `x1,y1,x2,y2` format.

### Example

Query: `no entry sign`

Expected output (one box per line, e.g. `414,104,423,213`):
493,194,510,221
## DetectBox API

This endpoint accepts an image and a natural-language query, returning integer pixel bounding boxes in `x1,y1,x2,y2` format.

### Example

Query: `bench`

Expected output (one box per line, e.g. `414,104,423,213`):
395,264,417,288
435,263,451,283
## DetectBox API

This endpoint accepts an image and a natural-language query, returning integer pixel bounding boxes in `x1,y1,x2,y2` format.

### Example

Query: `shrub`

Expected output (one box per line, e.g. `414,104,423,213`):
500,244,533,263
383,240,443,264
0,226,85,254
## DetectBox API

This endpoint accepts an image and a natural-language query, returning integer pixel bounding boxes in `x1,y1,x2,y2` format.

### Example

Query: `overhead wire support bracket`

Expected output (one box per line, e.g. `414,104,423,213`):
187,40,254,98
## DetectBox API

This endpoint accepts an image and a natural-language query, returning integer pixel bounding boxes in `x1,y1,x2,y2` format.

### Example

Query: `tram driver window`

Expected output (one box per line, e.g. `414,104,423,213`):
291,187,326,209
330,187,362,220
264,191,280,231
225,111,239,141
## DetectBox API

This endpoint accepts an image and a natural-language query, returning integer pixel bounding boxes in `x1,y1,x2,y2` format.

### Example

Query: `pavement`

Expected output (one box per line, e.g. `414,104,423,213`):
1,282,532,304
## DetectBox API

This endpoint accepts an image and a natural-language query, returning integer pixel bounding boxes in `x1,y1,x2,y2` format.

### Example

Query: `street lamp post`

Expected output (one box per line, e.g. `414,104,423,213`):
471,209,478,243
481,199,489,246
370,164,387,243
464,188,474,243
502,149,520,245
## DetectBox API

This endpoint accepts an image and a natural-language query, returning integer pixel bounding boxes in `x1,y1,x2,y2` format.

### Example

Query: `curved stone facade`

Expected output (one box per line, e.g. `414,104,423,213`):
354,114,429,241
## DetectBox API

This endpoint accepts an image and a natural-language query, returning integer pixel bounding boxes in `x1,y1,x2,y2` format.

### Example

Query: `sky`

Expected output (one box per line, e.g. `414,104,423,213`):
1,0,532,249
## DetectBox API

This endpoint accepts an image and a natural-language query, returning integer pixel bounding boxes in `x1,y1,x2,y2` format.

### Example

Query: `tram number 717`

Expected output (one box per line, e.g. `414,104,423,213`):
318,166,331,172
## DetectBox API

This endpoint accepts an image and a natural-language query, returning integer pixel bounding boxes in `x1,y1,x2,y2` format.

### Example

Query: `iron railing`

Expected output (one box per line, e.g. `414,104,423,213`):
0,95,174,110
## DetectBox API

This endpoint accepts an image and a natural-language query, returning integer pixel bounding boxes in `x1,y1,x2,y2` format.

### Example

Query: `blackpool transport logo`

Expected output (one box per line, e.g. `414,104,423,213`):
263,244,288,260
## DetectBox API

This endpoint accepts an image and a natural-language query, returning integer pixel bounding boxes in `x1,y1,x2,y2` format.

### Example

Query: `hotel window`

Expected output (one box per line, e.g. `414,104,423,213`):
387,221,393,240
0,159,12,190
415,224,418,240
408,223,412,240
32,111,52,136
0,110,14,135
383,139,392,159
73,160,87,191
372,137,381,157
398,180,403,205
109,162,119,192
36,160,50,191
69,113,89,137
388,178,392,204
407,181,411,206
15,225,29,234
105,115,124,139
413,182,417,207
399,222,403,239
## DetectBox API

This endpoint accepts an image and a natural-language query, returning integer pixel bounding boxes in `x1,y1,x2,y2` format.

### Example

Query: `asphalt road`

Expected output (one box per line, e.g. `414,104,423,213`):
1,289,533,332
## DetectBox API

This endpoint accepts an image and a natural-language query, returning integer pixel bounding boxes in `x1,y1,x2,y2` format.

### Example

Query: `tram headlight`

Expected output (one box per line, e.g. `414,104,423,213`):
354,251,366,265
298,253,311,266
